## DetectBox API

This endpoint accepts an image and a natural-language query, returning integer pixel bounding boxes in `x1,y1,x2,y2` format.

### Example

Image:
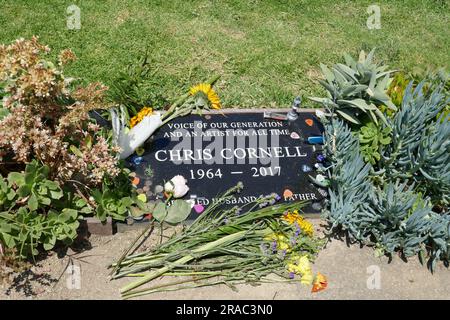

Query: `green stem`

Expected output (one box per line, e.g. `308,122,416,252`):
120,228,269,294
161,74,221,121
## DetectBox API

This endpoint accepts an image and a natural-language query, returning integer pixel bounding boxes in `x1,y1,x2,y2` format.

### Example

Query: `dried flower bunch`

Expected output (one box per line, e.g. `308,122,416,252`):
0,37,119,185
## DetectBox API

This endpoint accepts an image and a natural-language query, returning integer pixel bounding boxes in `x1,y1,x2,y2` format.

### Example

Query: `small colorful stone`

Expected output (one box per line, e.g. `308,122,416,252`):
131,156,144,165
132,176,140,186
193,204,205,214
135,147,145,156
137,193,147,203
283,189,294,199
290,132,300,139
316,154,326,162
154,185,164,194
307,136,324,144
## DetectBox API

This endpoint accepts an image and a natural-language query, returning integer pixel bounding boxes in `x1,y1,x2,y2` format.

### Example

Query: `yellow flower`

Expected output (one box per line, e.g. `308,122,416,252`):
300,271,314,285
287,255,312,276
299,220,314,237
189,83,221,110
282,210,314,237
264,232,291,252
130,107,153,128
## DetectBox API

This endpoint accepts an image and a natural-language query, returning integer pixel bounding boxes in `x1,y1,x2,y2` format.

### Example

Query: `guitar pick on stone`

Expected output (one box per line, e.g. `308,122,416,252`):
132,176,140,186
307,136,324,144
137,193,147,203
283,189,294,199
290,132,300,139
193,204,205,214
131,155,144,165
135,147,145,156
305,119,314,126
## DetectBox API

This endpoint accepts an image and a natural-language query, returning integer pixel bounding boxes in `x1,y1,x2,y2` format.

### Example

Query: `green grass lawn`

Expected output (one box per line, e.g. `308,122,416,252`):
0,0,448,107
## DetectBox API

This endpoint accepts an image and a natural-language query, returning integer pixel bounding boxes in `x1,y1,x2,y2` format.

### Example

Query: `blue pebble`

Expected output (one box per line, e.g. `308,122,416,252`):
307,136,324,144
132,156,144,165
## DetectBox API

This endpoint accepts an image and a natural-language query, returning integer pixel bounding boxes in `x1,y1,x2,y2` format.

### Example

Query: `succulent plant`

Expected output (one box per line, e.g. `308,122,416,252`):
321,108,449,271
358,121,392,164
310,49,397,125
7,160,63,211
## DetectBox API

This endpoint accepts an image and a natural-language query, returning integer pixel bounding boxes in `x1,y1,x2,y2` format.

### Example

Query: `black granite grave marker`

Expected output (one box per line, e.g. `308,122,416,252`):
125,110,326,220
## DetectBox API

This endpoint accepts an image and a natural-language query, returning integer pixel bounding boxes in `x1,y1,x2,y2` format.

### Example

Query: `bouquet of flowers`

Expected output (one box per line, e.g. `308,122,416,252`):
110,184,327,299
111,75,221,159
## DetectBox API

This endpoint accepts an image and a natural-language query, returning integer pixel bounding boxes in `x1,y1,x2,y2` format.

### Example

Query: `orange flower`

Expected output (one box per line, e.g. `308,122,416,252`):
311,272,327,293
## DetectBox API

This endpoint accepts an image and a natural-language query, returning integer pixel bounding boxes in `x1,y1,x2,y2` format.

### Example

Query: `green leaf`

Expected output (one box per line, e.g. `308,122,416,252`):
96,205,107,222
17,184,32,197
43,236,56,251
28,193,39,211
61,208,78,221
164,200,192,225
50,189,63,200
380,136,391,145
1,233,16,248
40,197,51,206
342,85,368,97
152,202,167,223
336,109,361,124
70,145,83,157
320,63,335,83
7,172,24,186
85,135,93,149
129,206,144,218
339,99,377,111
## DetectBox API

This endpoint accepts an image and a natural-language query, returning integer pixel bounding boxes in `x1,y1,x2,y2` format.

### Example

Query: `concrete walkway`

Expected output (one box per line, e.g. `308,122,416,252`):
1,224,449,300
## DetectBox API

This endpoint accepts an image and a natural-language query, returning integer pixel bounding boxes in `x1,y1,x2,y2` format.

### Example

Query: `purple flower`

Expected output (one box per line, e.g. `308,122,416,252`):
293,222,302,237
289,272,295,279
271,241,277,253
290,237,297,246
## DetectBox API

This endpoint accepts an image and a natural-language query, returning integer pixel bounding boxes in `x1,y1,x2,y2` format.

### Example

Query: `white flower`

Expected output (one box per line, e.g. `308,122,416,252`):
164,175,190,198
110,106,163,160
